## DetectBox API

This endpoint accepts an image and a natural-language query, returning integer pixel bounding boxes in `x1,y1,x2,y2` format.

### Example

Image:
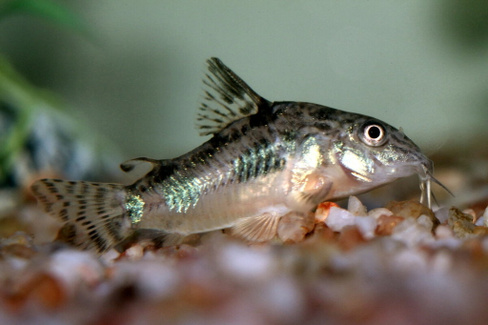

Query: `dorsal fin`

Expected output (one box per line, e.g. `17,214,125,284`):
196,57,269,136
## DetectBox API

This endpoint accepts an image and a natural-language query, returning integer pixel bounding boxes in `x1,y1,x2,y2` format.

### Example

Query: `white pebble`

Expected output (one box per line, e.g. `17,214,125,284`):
430,251,454,273
49,249,104,292
124,244,144,260
257,277,305,322
347,196,367,216
325,206,355,231
435,225,454,239
100,249,121,265
218,244,274,281
475,215,486,226
392,248,429,272
392,218,434,247
368,208,393,220
112,261,179,299
355,216,377,239
434,207,450,224
417,214,434,231
480,206,488,227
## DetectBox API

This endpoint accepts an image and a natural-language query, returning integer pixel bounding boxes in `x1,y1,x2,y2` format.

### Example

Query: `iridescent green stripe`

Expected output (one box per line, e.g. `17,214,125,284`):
126,193,145,225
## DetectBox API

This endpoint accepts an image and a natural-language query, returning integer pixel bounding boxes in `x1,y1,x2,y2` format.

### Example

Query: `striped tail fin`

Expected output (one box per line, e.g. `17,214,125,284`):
31,179,134,253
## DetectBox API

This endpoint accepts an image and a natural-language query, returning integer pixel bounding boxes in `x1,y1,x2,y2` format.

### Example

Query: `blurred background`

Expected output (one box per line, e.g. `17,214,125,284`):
1,3,488,323
0,0,487,171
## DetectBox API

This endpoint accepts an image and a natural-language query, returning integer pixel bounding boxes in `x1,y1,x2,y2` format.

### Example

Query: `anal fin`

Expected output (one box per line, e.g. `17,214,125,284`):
231,212,280,242
114,229,188,251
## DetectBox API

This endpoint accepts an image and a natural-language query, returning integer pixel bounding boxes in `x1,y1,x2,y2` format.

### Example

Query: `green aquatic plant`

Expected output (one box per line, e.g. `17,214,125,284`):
0,0,114,188
0,0,87,34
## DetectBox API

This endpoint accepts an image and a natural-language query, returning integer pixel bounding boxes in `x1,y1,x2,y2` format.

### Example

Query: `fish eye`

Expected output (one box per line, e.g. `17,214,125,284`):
359,122,387,147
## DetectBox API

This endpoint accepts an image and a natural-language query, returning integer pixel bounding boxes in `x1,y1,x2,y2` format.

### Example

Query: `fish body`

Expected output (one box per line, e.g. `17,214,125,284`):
32,58,438,252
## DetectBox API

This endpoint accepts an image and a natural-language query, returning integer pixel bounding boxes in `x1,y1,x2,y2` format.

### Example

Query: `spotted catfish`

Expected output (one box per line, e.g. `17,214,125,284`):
31,57,446,253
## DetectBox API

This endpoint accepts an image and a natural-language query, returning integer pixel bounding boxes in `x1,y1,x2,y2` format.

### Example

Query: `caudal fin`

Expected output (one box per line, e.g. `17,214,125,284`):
31,179,133,253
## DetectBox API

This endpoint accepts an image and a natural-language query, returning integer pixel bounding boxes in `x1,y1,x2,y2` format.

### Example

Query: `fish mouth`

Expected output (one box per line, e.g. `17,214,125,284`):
418,162,453,209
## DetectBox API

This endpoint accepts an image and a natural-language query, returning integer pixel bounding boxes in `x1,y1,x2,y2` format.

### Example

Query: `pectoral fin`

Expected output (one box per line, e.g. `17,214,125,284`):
291,171,333,209
231,212,280,242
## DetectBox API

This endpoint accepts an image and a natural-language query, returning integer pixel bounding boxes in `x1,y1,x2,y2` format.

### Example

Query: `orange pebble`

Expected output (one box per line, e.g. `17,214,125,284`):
315,202,340,222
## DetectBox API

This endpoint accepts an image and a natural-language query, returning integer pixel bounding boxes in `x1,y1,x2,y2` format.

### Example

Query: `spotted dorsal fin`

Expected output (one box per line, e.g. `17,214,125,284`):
196,57,269,136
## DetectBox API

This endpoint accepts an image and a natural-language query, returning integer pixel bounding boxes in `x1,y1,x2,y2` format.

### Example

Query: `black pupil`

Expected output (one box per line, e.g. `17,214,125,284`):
368,125,381,139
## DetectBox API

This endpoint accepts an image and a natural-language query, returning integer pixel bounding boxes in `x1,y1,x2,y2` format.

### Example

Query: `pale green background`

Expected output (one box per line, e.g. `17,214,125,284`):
1,1,487,160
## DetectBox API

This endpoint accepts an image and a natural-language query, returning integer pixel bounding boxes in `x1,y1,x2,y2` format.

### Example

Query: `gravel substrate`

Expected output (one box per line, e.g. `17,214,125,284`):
0,194,487,325
0,154,487,325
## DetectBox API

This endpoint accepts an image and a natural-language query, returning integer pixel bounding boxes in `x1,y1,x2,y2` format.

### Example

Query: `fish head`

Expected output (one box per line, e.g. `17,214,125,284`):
331,116,438,205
